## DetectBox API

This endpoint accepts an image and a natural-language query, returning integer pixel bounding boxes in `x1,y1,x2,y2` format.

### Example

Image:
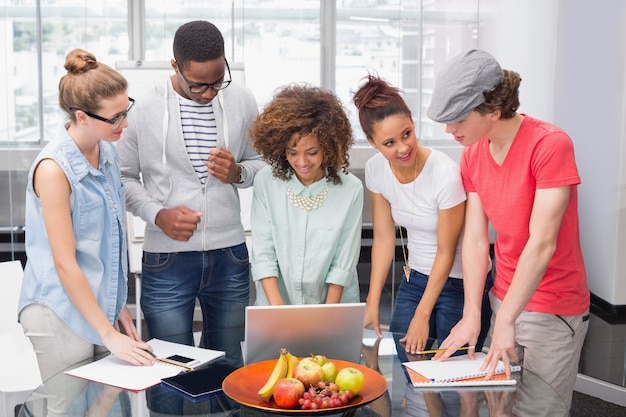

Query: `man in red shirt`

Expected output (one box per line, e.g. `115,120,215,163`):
428,49,590,410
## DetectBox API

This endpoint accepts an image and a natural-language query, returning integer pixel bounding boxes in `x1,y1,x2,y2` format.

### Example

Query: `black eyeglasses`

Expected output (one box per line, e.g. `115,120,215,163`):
177,59,232,94
70,97,135,126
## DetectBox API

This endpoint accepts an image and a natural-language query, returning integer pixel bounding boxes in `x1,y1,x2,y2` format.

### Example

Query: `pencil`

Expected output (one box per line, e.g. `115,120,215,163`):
157,357,193,371
416,346,475,355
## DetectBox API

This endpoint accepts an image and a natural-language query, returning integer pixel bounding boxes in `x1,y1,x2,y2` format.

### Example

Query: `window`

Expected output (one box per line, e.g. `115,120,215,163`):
1,0,486,146
0,0,485,257
1,1,128,146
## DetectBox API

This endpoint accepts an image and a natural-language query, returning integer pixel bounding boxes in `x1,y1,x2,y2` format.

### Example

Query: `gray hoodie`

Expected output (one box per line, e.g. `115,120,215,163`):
119,77,265,253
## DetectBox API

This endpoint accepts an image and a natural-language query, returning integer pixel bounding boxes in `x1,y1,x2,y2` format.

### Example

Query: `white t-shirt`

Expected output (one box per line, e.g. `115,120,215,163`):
365,148,465,278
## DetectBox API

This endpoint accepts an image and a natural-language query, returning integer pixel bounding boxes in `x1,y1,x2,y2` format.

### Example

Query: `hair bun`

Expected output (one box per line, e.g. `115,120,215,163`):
64,48,98,75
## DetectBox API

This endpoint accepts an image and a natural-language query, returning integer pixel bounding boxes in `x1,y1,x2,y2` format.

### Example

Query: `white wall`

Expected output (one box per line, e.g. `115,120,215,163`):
479,0,626,305
479,0,559,123
553,0,626,305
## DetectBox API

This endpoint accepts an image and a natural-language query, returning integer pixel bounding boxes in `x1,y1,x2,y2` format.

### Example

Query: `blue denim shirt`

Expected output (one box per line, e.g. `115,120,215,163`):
19,127,128,345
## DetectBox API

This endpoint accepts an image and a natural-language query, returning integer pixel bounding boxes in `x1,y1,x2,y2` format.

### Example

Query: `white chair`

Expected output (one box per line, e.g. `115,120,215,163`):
0,261,42,417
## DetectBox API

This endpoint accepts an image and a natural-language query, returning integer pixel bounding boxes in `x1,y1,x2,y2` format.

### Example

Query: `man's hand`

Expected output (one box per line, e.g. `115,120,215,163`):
480,317,518,379
433,315,481,361
207,147,239,184
155,206,201,241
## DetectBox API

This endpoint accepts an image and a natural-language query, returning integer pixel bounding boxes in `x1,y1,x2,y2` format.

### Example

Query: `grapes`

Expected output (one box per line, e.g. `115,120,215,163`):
297,381,354,410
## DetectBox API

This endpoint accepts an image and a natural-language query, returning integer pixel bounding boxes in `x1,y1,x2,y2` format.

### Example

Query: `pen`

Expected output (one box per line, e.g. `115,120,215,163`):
416,346,475,355
144,350,193,371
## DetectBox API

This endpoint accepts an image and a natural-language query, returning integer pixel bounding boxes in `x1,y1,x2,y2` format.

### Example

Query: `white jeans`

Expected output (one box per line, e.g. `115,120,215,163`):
488,293,589,415
20,303,108,417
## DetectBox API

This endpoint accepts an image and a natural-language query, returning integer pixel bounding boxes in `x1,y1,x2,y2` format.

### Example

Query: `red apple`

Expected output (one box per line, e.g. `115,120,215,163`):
292,360,324,388
272,378,305,409
335,367,365,395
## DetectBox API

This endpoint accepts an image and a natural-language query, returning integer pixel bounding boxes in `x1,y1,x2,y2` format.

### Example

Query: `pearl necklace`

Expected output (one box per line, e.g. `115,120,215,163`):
287,183,328,212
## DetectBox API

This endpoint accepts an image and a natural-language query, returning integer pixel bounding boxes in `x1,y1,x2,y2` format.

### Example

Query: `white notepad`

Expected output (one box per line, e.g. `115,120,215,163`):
65,339,225,391
403,352,520,386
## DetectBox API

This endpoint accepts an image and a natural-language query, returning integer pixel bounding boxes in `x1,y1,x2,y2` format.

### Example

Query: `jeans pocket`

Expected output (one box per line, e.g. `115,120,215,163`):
448,277,465,292
225,243,249,265
142,251,175,272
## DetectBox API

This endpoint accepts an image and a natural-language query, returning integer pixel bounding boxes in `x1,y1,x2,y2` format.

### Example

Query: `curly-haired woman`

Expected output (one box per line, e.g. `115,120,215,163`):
249,84,363,305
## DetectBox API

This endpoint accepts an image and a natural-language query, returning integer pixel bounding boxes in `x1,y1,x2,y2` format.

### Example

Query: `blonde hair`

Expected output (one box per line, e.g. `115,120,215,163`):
58,49,128,122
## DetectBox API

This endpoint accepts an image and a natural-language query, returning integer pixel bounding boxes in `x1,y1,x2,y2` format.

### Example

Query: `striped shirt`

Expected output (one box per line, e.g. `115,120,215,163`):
179,96,217,184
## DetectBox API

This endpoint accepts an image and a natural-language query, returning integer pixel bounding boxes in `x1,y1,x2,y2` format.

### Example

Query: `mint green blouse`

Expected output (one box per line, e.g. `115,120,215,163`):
251,166,363,305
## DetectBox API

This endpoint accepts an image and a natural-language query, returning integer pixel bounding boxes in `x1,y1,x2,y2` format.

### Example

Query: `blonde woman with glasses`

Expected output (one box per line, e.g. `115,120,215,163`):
18,48,152,417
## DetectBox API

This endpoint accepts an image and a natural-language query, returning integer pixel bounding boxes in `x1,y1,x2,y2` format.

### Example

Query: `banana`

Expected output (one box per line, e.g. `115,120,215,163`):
285,350,299,378
258,348,289,399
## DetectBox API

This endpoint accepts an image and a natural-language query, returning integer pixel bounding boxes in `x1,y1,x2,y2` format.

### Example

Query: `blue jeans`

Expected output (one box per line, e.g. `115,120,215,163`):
389,269,493,353
141,243,250,368
141,244,249,416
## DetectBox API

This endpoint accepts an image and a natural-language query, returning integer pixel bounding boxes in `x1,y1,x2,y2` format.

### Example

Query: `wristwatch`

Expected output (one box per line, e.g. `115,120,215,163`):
237,164,247,184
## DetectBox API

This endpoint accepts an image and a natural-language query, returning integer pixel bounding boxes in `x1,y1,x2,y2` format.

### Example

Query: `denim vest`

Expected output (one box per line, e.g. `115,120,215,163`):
19,128,128,345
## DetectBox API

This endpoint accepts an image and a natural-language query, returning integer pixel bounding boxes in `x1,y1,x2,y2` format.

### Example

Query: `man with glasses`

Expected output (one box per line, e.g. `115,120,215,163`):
118,21,264,394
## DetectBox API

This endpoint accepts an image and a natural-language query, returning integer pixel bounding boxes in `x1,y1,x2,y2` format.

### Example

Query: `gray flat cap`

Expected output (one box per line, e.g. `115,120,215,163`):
427,49,503,124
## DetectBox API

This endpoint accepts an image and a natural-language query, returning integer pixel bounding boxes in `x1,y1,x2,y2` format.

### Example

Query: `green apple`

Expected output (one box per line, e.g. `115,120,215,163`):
312,354,328,366
321,361,338,382
335,367,365,395
298,357,318,366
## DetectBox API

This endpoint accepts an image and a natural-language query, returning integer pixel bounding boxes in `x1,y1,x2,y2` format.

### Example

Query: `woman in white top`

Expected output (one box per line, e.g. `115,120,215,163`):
353,75,492,355
249,84,363,305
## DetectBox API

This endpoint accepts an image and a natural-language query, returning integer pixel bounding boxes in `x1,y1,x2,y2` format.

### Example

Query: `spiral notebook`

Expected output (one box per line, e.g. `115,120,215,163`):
403,352,520,387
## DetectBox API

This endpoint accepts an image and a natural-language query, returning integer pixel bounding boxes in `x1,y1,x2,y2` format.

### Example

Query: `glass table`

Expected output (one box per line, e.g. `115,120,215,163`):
17,329,569,417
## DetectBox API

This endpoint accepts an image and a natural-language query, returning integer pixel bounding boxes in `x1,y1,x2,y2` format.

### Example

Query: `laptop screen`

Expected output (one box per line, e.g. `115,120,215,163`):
242,303,366,364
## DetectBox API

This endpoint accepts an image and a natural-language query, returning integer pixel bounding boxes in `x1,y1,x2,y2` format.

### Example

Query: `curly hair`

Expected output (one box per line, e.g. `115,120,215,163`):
249,84,354,185
352,74,412,141
173,20,224,69
475,69,521,120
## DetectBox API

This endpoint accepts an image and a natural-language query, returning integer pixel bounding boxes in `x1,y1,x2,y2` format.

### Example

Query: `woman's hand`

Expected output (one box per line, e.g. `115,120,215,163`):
399,314,430,354
117,306,141,341
363,302,382,337
101,330,155,366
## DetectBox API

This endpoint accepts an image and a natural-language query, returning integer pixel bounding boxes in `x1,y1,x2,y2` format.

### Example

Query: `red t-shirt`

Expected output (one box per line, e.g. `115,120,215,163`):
461,115,589,315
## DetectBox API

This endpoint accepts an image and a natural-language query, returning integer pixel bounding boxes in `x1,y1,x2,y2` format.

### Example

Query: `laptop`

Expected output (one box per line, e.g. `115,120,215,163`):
242,303,366,364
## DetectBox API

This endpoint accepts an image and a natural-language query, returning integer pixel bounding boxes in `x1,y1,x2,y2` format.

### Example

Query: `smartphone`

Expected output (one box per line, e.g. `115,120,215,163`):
165,354,200,367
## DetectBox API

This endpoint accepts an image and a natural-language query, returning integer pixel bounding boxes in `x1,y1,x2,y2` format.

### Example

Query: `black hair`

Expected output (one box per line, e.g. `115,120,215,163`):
173,20,224,69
